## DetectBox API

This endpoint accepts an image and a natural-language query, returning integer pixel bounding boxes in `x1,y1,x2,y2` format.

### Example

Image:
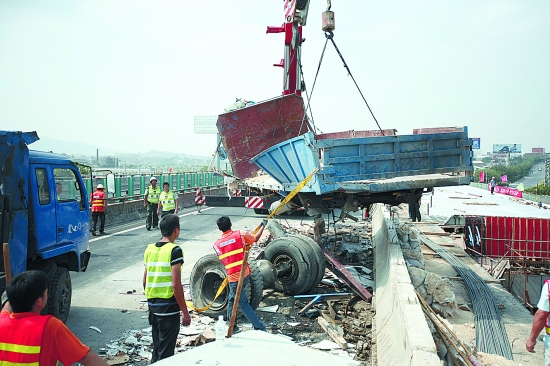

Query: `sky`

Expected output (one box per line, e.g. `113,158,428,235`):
1,1,549,158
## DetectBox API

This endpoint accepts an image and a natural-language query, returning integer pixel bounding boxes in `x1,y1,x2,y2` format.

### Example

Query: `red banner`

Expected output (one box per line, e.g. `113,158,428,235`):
487,184,523,198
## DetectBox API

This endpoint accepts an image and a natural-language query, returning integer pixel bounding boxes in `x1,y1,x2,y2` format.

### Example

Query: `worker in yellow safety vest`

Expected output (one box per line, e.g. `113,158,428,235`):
143,214,190,362
157,182,178,218
144,177,161,231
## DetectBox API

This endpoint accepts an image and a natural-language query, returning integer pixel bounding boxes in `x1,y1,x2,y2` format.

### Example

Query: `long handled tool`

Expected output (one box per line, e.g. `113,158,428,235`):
226,168,319,338
3,243,11,284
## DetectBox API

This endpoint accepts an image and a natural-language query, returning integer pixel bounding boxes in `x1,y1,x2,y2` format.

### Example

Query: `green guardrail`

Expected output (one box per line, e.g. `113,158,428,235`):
85,172,225,198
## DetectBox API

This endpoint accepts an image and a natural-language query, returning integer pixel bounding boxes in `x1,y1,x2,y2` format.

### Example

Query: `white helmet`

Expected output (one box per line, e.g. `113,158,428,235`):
97,184,104,189
150,176,157,182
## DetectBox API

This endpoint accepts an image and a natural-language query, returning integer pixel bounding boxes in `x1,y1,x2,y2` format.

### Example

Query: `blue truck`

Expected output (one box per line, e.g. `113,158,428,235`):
190,1,474,312
0,131,91,322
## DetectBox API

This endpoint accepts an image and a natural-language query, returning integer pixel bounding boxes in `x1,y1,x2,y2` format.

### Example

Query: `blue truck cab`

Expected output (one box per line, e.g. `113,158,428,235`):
0,131,90,322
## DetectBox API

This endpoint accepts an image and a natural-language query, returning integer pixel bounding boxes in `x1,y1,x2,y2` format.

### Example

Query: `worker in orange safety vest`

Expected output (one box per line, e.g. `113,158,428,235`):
213,216,266,331
0,270,108,366
91,183,107,236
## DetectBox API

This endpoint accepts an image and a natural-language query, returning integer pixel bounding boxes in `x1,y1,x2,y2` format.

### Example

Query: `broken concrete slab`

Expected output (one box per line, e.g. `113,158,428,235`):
154,330,360,366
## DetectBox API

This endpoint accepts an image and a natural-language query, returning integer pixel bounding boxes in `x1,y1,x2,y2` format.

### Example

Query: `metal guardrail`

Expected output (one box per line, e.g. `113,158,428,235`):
84,172,226,199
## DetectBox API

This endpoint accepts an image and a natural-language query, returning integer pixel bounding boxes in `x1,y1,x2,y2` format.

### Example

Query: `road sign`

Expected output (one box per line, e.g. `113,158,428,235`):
194,116,218,134
471,138,480,150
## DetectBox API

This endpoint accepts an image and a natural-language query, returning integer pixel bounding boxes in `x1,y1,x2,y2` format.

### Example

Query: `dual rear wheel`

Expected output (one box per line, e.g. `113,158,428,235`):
264,234,325,295
189,234,326,318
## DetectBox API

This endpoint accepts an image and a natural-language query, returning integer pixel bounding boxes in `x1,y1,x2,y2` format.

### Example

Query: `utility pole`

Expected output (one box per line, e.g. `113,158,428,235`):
545,153,550,186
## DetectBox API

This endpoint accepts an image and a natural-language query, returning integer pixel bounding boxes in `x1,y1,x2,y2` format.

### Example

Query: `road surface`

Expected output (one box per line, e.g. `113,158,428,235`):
66,206,269,352
514,163,546,188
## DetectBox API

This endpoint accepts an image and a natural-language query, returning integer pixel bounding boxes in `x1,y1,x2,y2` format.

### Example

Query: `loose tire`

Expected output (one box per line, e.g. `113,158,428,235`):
264,237,313,294
47,268,72,323
287,234,326,292
189,253,263,318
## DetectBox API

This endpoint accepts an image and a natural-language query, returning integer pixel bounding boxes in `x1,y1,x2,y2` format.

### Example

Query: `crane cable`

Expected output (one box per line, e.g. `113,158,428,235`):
324,30,384,135
299,36,330,136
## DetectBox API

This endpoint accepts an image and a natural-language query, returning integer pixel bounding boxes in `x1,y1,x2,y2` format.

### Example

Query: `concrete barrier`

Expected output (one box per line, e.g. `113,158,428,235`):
372,204,439,365
103,188,226,227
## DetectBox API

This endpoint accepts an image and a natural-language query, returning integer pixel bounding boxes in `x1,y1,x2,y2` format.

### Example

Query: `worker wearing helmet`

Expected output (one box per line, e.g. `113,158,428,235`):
144,177,161,231
157,182,179,218
90,184,107,236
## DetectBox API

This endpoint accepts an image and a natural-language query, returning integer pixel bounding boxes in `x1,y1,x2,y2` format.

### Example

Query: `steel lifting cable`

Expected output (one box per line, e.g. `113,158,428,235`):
324,31,384,135
419,234,513,360
299,36,330,136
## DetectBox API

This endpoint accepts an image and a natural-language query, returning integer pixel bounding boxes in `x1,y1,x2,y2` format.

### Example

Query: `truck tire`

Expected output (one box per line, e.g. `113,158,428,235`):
285,234,320,291
47,268,72,323
287,234,326,291
189,254,263,319
264,237,312,294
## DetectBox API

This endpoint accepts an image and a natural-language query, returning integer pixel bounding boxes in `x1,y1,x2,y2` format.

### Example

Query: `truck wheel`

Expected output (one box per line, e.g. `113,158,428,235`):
287,234,326,291
264,237,312,294
246,257,264,310
47,268,72,323
285,234,319,291
189,253,263,318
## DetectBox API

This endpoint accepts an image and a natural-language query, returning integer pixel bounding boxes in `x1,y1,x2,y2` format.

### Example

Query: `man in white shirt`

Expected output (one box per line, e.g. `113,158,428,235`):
526,281,550,364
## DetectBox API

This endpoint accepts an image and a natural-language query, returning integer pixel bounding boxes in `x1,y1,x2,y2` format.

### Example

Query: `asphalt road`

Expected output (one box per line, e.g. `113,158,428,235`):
514,163,546,188
66,206,268,353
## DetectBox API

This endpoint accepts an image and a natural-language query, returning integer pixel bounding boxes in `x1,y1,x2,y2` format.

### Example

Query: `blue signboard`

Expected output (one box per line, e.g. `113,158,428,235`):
471,138,480,150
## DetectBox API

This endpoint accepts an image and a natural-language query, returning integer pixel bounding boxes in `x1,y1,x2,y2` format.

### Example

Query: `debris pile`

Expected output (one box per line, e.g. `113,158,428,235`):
396,222,458,318
102,216,376,365
276,218,375,364
280,219,374,270
99,328,153,365
99,314,227,365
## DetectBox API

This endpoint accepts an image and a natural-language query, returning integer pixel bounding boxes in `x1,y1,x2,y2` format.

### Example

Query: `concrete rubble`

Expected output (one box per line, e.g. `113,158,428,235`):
396,223,458,319
101,217,377,365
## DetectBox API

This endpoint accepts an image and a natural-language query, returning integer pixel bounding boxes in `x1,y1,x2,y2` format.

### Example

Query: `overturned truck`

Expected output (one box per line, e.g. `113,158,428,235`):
192,94,474,316
190,1,474,315
214,94,474,218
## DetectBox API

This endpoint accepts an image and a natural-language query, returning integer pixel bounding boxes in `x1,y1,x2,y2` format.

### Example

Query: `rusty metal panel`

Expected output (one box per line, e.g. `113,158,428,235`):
317,129,396,140
413,127,465,134
217,94,311,179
